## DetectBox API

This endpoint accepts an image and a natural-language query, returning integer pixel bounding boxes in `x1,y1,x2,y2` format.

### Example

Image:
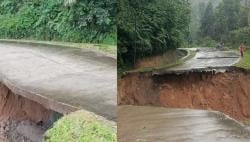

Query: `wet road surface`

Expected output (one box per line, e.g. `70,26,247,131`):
0,43,116,120
118,106,250,142
155,48,241,74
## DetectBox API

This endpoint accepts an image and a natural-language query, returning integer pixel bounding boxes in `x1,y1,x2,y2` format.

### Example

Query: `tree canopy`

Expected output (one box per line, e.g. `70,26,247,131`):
118,0,190,67
200,2,215,38
191,0,250,46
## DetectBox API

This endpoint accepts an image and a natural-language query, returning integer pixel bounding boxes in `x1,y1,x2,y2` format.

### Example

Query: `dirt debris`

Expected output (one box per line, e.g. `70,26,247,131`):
0,119,45,142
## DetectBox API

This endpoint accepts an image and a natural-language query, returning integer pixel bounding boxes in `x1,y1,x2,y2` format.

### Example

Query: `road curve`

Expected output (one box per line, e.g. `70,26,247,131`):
154,48,241,75
0,42,116,120
118,106,250,142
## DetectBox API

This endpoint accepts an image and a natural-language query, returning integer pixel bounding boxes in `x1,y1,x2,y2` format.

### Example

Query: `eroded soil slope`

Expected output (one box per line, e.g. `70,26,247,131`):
118,68,250,121
0,83,54,142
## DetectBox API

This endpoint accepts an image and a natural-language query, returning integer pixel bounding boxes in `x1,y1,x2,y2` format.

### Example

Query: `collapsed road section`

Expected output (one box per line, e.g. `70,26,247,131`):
0,42,116,141
118,47,250,141
119,48,249,122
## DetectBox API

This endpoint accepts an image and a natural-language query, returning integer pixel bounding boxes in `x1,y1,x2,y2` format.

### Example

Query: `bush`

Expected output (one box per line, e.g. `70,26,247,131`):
229,27,250,47
198,37,217,47
0,0,116,44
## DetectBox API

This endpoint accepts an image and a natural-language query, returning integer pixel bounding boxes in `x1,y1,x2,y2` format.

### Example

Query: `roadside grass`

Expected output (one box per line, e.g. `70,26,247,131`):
101,33,117,46
243,119,250,126
0,39,117,55
44,111,116,142
235,50,250,69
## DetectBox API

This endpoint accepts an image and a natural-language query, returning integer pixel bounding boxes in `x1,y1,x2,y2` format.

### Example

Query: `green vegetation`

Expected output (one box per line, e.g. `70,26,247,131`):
236,50,250,69
44,111,116,142
243,119,250,126
190,0,250,47
0,0,116,44
229,27,250,47
118,0,190,68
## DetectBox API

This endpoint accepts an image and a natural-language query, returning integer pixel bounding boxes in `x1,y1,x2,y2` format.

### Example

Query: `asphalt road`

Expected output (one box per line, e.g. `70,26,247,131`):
118,106,250,142
154,48,241,74
0,43,116,120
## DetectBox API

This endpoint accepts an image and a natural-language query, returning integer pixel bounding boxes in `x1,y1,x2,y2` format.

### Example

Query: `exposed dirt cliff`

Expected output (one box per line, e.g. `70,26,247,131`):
118,68,250,121
0,83,54,142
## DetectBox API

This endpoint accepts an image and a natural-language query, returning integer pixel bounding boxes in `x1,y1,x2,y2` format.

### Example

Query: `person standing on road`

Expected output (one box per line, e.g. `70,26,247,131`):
239,42,247,57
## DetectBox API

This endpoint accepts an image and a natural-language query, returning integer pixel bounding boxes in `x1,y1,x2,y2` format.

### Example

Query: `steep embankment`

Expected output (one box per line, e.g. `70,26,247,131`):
118,67,250,121
0,83,52,123
0,83,56,141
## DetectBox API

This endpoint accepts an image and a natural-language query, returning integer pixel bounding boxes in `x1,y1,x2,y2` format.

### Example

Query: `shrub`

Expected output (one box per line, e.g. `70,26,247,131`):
0,0,116,44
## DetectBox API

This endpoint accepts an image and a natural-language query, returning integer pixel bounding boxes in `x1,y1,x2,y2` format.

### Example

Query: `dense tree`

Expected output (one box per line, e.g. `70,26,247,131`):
230,27,250,46
0,0,116,44
239,0,250,27
190,0,249,46
118,0,190,67
200,2,215,38
214,0,241,41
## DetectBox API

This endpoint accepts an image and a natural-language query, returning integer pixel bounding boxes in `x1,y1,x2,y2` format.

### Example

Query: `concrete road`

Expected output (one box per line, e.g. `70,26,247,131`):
0,43,116,120
118,106,250,142
154,48,241,74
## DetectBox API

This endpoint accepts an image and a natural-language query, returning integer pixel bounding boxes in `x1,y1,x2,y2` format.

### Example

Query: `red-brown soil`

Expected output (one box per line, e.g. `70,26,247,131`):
118,73,160,106
0,83,54,141
118,68,250,121
0,83,52,123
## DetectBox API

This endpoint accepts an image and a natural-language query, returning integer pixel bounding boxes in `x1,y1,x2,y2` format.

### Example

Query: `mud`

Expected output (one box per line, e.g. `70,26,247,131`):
118,67,250,121
0,82,58,142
